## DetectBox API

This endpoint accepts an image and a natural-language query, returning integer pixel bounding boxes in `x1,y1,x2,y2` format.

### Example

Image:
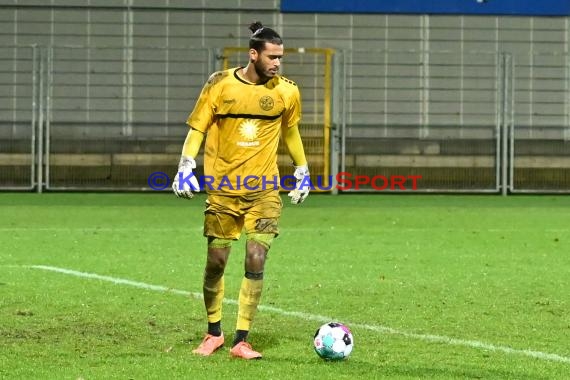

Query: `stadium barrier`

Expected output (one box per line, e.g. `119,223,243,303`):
1,45,569,193
0,45,40,190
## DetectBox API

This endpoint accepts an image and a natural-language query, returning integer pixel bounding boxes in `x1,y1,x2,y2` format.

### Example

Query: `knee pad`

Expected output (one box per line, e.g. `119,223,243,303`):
246,233,275,250
207,237,233,249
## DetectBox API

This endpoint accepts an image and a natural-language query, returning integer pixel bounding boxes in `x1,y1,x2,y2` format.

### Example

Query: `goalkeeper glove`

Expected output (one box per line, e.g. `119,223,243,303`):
172,156,200,199
288,165,310,204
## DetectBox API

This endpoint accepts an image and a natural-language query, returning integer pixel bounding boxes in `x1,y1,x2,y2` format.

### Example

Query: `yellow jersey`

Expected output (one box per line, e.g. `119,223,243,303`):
186,67,302,195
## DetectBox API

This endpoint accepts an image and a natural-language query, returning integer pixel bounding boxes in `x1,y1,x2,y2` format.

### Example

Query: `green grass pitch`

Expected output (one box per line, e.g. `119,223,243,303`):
1,193,569,379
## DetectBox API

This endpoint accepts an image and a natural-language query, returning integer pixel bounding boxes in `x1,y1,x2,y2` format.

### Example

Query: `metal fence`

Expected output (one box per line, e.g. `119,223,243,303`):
510,53,570,193
338,50,508,193
0,45,39,190
44,46,215,190
1,44,569,194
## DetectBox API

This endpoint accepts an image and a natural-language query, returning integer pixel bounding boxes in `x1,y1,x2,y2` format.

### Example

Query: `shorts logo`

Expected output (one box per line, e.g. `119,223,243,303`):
259,95,274,111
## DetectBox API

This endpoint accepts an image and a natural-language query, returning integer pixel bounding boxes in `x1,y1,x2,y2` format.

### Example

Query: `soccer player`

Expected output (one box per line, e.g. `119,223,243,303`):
172,21,310,360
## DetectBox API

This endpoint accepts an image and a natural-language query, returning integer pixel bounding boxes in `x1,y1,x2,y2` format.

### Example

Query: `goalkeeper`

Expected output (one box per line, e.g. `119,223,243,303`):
172,21,310,360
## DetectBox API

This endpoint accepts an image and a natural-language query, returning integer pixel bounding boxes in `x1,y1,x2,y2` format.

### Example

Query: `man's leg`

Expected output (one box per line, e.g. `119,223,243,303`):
203,241,232,335
194,194,242,356
230,233,274,359
192,238,232,356
229,190,281,359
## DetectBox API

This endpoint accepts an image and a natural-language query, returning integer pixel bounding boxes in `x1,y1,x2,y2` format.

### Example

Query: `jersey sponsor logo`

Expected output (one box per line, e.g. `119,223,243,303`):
259,95,274,111
238,119,260,147
239,120,259,140
223,98,237,104
237,141,260,147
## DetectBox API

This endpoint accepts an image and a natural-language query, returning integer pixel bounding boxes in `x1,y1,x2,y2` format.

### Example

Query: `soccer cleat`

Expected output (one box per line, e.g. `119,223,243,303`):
192,333,224,356
229,341,262,360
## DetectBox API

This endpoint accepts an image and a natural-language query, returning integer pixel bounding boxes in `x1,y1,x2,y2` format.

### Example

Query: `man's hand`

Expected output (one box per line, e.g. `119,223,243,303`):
288,165,310,204
172,156,200,199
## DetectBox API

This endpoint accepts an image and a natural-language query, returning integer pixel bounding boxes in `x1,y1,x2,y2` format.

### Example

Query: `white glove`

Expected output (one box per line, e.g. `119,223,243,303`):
172,156,200,199
288,165,310,204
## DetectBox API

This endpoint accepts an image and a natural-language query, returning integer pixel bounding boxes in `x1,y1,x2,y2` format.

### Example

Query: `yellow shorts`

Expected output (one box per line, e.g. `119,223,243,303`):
204,189,282,240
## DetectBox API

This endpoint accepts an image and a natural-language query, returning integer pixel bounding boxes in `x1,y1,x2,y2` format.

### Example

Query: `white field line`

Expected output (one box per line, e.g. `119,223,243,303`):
27,264,570,365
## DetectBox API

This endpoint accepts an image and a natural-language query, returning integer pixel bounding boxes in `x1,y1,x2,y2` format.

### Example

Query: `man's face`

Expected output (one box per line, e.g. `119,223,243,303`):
250,42,284,81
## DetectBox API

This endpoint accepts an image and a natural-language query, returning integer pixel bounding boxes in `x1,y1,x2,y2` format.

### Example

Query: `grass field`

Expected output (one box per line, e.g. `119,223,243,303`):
1,193,569,379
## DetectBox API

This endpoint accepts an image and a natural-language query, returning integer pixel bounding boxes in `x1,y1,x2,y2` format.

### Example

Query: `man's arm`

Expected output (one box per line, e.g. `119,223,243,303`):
283,124,310,204
283,124,307,166
172,128,205,199
182,128,205,158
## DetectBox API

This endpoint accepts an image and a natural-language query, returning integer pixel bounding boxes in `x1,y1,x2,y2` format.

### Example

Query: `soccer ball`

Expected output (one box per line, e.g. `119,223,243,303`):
313,322,354,360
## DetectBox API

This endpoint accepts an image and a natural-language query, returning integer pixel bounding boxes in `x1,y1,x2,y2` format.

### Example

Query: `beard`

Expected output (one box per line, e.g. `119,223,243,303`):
253,60,276,82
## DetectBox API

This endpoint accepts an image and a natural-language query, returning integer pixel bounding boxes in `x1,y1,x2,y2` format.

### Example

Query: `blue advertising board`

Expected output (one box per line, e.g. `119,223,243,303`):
281,0,570,17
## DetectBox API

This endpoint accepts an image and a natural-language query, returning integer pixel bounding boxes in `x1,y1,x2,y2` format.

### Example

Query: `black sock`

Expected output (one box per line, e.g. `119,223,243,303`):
208,321,222,337
232,330,249,346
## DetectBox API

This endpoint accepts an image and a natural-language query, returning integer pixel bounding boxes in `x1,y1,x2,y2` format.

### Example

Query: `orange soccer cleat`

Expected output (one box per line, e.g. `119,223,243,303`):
192,333,224,356
229,341,262,360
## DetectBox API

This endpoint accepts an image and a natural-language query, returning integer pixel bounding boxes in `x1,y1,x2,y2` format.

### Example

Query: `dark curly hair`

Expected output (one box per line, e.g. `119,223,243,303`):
249,21,283,52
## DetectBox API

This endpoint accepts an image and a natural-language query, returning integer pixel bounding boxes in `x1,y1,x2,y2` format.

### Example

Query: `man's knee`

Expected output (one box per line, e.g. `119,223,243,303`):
206,237,232,275
246,233,275,251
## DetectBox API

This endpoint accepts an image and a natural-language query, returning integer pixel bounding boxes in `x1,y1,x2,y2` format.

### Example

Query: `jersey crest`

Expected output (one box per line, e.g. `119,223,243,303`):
259,95,274,111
